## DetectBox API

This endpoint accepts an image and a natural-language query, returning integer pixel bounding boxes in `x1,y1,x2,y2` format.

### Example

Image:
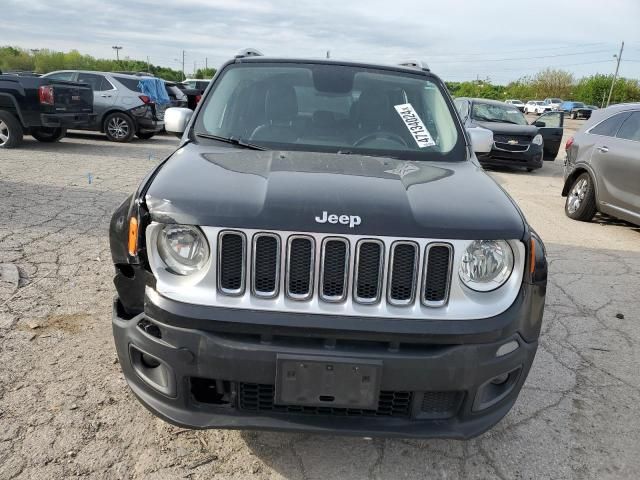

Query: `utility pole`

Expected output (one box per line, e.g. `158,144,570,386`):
326,50,330,59
606,41,624,107
205,57,208,71
147,56,150,73
194,61,197,77
112,45,123,62
182,50,185,81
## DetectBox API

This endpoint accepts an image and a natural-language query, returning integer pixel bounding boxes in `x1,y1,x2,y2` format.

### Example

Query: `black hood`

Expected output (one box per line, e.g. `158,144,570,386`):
145,145,525,240
473,121,539,137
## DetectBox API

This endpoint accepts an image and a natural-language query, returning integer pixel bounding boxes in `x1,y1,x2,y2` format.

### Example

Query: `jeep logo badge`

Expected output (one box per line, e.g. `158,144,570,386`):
315,211,361,228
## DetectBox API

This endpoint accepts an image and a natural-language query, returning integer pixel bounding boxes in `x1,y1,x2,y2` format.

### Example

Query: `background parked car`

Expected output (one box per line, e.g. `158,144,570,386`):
505,99,525,112
543,98,563,111
560,101,593,120
563,103,640,226
182,78,210,93
455,97,564,171
164,81,188,109
525,101,552,115
42,70,166,142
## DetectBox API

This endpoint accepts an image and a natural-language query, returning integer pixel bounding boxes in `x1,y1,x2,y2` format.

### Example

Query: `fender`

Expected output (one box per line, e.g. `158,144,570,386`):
0,92,26,126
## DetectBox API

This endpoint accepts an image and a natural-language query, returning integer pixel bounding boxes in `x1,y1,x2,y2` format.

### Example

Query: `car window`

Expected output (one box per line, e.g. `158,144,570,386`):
77,73,111,92
45,71,75,81
538,112,563,128
471,102,528,125
616,111,640,142
454,99,469,119
589,112,632,137
195,63,464,161
113,76,142,92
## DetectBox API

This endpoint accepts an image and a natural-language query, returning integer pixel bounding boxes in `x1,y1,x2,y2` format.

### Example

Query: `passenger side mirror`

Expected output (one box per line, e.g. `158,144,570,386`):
165,107,193,136
466,126,493,153
533,121,546,127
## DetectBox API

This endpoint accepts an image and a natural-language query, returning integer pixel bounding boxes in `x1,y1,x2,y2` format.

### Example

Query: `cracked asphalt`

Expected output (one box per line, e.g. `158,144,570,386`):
1,121,639,479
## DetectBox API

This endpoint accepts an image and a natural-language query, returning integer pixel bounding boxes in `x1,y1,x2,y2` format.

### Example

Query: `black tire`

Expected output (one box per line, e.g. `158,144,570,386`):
104,112,135,142
526,168,535,172
0,110,24,148
136,131,155,140
565,172,597,222
31,127,66,143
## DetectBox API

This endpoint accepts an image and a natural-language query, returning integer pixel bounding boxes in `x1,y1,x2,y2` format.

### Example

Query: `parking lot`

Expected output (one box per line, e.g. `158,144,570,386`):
0,118,639,479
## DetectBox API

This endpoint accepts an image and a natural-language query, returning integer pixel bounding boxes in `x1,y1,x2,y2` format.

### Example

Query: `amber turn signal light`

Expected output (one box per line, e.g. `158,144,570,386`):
128,217,139,256
529,238,536,274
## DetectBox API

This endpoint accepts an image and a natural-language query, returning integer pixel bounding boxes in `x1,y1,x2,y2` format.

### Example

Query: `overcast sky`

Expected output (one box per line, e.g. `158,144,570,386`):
2,0,640,82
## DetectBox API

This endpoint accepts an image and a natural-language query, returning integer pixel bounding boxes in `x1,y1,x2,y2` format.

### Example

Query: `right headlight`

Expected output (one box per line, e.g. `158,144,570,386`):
459,240,514,292
157,224,210,276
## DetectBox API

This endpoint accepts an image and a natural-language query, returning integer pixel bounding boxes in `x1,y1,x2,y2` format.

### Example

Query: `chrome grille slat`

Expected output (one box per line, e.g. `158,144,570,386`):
387,242,419,306
354,240,384,304
252,233,280,298
217,231,246,295
422,243,453,307
320,238,349,302
286,236,315,300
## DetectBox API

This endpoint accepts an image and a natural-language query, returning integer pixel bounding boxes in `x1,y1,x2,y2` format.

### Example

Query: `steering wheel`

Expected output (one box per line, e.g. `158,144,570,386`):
353,131,408,148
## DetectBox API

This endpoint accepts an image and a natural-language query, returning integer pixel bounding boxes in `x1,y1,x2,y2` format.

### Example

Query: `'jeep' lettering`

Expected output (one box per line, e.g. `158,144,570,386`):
315,211,361,228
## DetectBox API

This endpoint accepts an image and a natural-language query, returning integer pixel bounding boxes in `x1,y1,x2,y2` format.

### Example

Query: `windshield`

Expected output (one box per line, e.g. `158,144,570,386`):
193,63,464,161
471,102,528,125
573,102,585,108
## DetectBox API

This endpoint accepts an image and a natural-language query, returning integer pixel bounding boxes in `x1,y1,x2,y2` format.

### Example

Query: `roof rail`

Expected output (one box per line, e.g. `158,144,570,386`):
398,60,429,71
235,48,264,59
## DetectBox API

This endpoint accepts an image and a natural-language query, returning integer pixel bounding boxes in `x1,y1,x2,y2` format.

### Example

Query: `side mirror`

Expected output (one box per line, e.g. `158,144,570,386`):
165,107,193,136
533,121,546,127
466,126,493,154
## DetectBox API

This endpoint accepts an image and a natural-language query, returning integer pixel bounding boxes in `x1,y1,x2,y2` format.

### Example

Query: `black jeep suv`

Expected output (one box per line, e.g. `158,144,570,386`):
109,53,547,439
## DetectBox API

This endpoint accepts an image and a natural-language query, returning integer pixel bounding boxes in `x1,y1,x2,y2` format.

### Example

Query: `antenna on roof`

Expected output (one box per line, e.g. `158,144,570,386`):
398,60,430,71
235,48,264,59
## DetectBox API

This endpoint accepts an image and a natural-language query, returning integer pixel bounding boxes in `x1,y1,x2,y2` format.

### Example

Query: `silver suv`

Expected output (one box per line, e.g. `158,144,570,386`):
562,103,640,226
42,70,166,142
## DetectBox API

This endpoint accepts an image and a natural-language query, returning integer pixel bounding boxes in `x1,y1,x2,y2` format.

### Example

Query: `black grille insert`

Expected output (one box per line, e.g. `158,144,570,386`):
321,239,348,301
253,234,280,296
287,237,314,298
239,383,412,417
218,232,245,294
423,244,452,305
355,241,383,303
388,242,418,304
420,391,464,419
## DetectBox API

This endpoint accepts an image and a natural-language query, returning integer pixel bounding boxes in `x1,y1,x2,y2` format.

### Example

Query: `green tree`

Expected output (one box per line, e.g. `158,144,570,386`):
531,68,574,99
194,68,216,79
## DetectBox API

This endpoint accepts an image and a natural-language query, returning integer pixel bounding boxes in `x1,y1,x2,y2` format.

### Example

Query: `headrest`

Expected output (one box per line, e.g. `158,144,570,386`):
265,84,298,123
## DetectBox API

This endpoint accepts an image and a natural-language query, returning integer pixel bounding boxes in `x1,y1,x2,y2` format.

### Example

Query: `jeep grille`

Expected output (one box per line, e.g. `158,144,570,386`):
215,230,452,307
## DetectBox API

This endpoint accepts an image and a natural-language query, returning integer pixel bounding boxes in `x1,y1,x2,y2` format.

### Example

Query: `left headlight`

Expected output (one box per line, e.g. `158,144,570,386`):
532,134,543,145
157,224,209,276
459,240,514,292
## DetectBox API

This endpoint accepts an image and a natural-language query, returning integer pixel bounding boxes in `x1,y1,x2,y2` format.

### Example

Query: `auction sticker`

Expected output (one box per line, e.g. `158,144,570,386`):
394,103,436,148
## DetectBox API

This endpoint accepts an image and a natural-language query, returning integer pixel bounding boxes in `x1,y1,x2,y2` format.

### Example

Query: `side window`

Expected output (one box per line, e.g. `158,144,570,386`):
100,77,115,91
589,112,632,137
46,71,75,81
538,111,563,128
616,111,640,142
77,73,106,91
454,99,469,120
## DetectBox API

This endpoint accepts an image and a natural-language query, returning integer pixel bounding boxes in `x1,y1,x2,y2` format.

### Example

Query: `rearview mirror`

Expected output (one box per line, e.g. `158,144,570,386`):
533,121,546,127
466,126,493,154
165,107,193,136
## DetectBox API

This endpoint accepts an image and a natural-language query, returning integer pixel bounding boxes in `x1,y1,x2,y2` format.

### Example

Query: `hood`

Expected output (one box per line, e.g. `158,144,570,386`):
145,145,525,240
473,122,538,136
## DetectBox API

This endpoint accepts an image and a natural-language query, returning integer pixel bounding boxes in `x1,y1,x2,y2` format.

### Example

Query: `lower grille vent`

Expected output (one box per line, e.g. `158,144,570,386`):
420,391,464,419
239,383,412,418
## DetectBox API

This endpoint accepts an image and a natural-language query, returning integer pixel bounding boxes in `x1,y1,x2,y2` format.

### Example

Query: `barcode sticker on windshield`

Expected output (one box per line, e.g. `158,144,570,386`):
394,103,436,148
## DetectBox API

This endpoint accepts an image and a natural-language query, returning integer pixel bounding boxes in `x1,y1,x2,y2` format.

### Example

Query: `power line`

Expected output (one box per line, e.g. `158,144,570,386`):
430,49,613,64
423,42,609,58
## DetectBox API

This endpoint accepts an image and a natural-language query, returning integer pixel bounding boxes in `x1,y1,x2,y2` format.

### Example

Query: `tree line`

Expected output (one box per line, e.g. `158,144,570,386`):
446,68,640,107
0,46,216,82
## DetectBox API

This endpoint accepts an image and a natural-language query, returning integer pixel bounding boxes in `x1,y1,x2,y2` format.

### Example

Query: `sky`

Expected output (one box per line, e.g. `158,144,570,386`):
2,0,640,83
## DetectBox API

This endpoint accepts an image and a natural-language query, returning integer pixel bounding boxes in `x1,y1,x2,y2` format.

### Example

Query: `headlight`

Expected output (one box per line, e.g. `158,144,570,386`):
157,224,209,275
459,240,514,292
532,134,543,145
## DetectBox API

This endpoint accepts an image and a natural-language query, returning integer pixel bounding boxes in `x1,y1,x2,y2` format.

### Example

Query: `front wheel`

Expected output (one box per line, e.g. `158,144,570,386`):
0,111,24,148
104,113,135,142
31,127,66,143
565,173,597,221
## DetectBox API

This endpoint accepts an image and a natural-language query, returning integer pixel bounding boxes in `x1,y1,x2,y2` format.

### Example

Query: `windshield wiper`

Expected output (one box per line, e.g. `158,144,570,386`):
195,132,267,150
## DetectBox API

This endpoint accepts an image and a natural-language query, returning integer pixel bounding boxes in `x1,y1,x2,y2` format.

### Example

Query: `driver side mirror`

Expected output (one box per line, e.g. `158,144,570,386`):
165,107,193,137
533,120,546,127
466,126,493,154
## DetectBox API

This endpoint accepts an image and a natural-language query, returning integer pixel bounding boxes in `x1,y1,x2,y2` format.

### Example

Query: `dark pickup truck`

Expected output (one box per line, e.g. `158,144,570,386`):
0,73,94,148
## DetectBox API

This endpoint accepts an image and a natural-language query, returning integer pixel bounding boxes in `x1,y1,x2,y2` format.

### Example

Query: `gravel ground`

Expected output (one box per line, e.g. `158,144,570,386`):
1,122,639,479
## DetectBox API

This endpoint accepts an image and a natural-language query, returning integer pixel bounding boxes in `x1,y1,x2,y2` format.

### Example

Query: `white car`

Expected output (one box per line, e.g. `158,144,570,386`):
505,99,525,112
525,101,552,115
543,98,563,111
